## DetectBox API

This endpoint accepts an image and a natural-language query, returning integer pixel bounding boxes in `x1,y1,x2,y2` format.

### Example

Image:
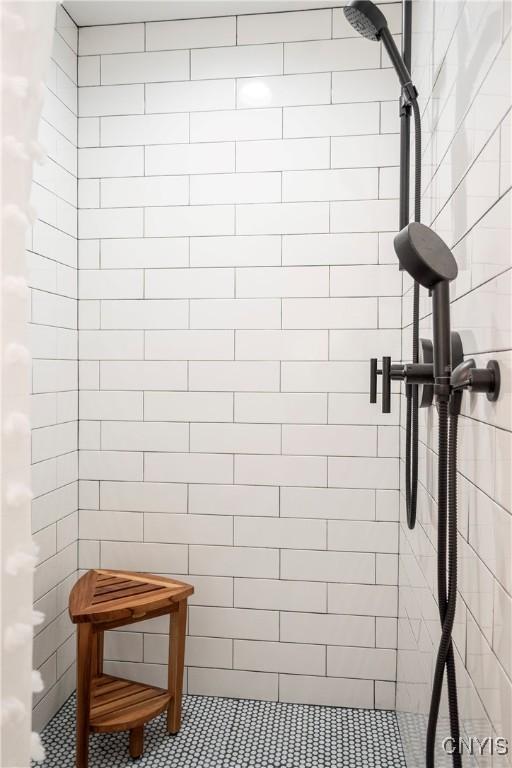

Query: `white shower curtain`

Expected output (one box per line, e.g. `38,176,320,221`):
1,2,56,765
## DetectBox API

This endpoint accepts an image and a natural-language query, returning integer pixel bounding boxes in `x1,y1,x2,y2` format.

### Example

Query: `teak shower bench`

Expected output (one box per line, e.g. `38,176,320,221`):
69,569,194,767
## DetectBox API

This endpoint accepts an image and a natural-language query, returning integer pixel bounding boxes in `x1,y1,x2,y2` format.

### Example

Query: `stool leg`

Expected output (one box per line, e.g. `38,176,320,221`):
129,726,144,759
167,599,187,733
76,623,93,768
91,631,104,678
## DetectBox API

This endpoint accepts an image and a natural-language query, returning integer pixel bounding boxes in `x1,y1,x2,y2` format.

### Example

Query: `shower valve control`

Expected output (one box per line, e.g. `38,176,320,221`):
370,357,399,413
370,356,433,414
369,333,465,414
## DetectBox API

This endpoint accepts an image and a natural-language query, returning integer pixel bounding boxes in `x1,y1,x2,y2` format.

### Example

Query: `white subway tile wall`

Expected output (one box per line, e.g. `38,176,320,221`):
397,2,511,765
74,3,403,712
31,7,78,730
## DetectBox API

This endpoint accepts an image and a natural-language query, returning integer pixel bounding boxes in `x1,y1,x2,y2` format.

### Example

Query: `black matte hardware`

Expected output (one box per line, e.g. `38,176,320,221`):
432,280,452,393
390,363,406,379
399,0,412,255
451,359,501,402
450,359,475,391
406,223,500,768
394,221,458,290
343,1,417,104
367,336,451,413
370,358,378,403
418,337,434,408
450,330,464,372
485,361,500,402
394,221,458,289
369,358,434,386
382,357,391,413
349,0,422,554
343,0,388,40
398,363,434,383
399,1,421,543
394,223,458,401
394,222,458,290
347,0,422,546
414,333,464,410
367,333,465,412
380,27,418,101
369,357,396,412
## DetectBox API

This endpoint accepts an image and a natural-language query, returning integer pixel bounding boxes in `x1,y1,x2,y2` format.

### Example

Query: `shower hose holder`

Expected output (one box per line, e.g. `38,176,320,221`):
450,358,501,402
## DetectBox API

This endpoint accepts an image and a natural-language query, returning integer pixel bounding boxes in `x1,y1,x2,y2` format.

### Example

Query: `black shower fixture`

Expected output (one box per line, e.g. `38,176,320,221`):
394,223,501,404
370,333,464,414
394,221,458,287
451,358,500,401
348,0,422,532
394,222,500,768
348,6,501,766
343,0,418,102
395,222,457,399
370,344,437,414
343,0,387,39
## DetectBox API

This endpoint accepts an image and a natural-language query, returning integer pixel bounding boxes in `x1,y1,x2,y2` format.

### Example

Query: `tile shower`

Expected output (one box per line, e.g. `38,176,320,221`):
26,1,511,767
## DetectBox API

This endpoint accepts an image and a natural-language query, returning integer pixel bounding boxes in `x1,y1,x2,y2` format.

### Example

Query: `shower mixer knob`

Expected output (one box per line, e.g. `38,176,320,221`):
369,356,403,413
382,356,391,413
369,339,447,413
370,358,378,403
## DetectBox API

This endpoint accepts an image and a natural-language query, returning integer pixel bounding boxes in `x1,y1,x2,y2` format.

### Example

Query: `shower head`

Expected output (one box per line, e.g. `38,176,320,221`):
394,222,458,289
395,223,458,385
343,0,387,40
343,0,417,100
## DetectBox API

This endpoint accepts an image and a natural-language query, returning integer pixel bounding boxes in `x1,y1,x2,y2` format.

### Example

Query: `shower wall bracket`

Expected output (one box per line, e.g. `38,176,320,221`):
451,358,501,402
400,81,418,110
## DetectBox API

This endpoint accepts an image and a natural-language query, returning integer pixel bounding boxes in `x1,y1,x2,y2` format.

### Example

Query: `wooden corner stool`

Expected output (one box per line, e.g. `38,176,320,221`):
69,569,194,767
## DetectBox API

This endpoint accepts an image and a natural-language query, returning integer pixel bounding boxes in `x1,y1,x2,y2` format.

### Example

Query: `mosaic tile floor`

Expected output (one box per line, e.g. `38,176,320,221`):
37,693,407,768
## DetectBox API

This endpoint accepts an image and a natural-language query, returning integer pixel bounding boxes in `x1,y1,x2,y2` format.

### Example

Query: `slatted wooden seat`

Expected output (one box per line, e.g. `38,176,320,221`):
69,569,194,767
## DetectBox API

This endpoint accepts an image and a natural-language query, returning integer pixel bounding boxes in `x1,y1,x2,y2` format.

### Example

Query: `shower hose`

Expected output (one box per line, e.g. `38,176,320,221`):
426,394,462,768
407,97,462,767
405,97,421,531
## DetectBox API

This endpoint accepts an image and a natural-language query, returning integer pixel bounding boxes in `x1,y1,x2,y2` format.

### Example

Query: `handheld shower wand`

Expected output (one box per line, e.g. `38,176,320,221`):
395,222,461,768
344,0,422,531
343,0,417,102
394,223,457,399
395,223,500,768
